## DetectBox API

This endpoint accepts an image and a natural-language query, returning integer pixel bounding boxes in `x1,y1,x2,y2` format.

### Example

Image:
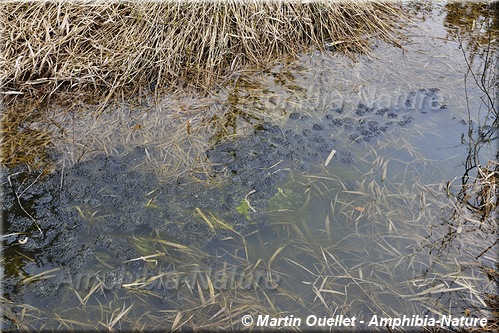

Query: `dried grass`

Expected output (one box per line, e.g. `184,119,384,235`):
0,0,405,103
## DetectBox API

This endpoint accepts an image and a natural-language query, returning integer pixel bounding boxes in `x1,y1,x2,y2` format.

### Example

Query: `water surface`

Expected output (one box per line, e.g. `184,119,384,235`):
2,2,498,331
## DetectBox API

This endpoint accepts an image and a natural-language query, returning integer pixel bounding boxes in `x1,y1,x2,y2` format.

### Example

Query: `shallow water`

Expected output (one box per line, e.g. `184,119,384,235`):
2,2,498,332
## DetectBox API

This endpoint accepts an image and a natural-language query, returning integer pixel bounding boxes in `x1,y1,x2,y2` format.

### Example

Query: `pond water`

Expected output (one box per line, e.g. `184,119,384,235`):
2,2,498,332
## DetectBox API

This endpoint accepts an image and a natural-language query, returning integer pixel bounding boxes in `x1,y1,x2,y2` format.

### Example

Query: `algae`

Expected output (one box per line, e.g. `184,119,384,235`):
268,187,305,213
236,200,251,221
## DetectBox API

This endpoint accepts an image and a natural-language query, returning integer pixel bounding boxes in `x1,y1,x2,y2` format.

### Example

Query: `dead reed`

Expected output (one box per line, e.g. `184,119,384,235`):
0,0,404,103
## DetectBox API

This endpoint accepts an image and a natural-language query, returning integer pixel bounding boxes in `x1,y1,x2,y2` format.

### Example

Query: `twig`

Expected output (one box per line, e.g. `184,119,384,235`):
7,170,44,235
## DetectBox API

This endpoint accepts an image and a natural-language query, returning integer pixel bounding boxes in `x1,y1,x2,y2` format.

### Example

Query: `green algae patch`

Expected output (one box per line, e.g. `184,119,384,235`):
236,200,251,221
268,187,305,213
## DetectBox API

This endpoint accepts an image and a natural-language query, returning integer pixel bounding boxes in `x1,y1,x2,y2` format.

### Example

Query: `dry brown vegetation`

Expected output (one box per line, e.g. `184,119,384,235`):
0,0,404,103
0,0,406,169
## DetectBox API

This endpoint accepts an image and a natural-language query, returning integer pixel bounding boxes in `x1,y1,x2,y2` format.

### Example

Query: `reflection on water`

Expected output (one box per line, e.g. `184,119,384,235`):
2,2,498,331
444,1,499,46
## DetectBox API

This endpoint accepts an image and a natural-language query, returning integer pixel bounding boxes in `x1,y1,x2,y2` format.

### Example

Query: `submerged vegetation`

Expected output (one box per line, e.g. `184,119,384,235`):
1,1,498,332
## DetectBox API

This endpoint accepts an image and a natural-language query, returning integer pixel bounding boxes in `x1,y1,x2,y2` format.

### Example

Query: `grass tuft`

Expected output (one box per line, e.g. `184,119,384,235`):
0,0,405,103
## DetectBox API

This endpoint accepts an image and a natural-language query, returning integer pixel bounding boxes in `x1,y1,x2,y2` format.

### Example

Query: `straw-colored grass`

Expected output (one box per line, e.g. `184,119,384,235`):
0,0,406,169
0,0,404,103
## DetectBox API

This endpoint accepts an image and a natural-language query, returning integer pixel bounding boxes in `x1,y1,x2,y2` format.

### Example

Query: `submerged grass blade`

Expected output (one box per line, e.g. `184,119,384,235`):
195,207,215,232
